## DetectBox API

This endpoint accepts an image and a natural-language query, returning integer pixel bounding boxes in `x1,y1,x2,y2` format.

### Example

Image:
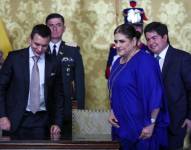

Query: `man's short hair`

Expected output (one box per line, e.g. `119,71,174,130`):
144,22,170,43
144,22,168,37
45,13,65,24
30,24,51,39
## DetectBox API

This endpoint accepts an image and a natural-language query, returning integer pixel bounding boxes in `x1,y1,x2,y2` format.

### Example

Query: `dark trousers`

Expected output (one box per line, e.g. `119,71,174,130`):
61,120,72,139
160,128,186,150
62,96,72,139
3,111,49,140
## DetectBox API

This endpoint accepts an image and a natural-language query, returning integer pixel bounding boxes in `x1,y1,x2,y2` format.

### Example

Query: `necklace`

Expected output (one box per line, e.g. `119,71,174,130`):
108,49,140,99
108,62,127,99
120,48,139,64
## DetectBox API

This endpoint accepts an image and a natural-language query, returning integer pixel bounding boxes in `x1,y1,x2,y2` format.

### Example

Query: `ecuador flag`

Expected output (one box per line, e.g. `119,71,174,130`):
0,18,12,58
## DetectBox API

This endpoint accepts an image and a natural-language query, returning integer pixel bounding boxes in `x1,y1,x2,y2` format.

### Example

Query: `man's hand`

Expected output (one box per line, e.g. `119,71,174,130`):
50,125,61,140
139,124,155,140
182,118,191,129
50,125,61,134
72,100,78,109
0,117,11,131
108,110,120,128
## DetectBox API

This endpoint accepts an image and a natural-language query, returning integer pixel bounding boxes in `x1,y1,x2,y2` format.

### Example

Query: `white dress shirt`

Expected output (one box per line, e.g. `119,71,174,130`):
49,41,61,55
26,47,46,111
155,45,169,71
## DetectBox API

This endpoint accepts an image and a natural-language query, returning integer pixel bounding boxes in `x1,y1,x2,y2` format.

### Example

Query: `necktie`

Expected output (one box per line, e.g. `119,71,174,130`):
52,44,57,57
156,55,161,61
29,56,40,114
156,55,162,71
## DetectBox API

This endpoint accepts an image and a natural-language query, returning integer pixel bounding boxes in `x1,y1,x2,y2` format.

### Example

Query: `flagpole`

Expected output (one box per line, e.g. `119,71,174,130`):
115,0,120,26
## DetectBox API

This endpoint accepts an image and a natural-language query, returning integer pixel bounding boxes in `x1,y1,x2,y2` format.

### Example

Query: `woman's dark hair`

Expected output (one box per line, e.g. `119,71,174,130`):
114,24,141,41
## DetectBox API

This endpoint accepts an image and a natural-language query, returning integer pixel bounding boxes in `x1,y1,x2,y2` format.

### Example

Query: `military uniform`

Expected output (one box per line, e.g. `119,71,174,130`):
48,41,85,138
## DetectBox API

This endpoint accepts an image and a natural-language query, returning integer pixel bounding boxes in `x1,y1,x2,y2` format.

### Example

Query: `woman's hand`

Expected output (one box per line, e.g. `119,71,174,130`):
139,124,155,140
108,110,120,128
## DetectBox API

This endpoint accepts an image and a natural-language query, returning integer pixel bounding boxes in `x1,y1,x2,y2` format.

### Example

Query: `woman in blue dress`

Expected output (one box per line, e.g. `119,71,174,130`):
108,24,169,150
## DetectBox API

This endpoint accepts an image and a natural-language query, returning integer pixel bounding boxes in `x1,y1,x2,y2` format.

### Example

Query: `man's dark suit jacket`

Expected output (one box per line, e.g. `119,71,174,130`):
49,41,85,120
162,45,191,138
0,48,64,132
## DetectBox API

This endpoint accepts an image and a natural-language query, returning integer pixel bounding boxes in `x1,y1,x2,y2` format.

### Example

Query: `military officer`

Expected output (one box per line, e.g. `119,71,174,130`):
45,13,85,138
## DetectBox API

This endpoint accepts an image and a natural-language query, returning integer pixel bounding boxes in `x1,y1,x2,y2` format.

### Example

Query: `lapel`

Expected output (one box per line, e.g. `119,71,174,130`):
47,45,52,55
57,41,65,59
162,45,174,80
22,48,30,94
44,53,52,102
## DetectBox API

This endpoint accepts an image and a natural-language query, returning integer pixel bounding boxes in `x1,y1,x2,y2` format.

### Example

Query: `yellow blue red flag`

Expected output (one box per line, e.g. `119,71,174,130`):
0,18,12,58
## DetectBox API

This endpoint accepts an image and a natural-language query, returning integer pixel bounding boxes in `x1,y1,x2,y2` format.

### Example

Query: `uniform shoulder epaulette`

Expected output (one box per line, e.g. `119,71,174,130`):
65,41,78,47
110,43,116,48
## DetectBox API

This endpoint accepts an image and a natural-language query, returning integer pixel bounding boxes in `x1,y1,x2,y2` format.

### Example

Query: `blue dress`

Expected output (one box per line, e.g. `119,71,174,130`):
105,43,152,79
108,50,169,150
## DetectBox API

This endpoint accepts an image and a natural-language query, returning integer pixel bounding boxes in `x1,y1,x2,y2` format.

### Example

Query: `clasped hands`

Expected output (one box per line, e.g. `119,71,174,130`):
108,111,155,140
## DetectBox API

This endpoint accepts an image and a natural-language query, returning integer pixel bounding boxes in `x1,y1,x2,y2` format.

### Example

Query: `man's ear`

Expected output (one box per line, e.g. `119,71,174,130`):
63,25,66,32
28,37,31,45
163,34,168,42
133,37,137,46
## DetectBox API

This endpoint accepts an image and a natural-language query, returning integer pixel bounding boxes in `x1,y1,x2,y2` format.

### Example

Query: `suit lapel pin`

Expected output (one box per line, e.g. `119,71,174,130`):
50,72,56,76
59,51,64,55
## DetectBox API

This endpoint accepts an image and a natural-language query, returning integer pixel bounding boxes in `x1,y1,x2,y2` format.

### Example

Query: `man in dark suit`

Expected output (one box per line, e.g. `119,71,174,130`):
45,13,85,138
0,24,64,140
144,21,191,150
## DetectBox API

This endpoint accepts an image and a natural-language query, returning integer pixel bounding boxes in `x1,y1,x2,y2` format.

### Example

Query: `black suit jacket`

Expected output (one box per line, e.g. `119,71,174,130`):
48,41,85,120
0,48,64,132
162,45,191,134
